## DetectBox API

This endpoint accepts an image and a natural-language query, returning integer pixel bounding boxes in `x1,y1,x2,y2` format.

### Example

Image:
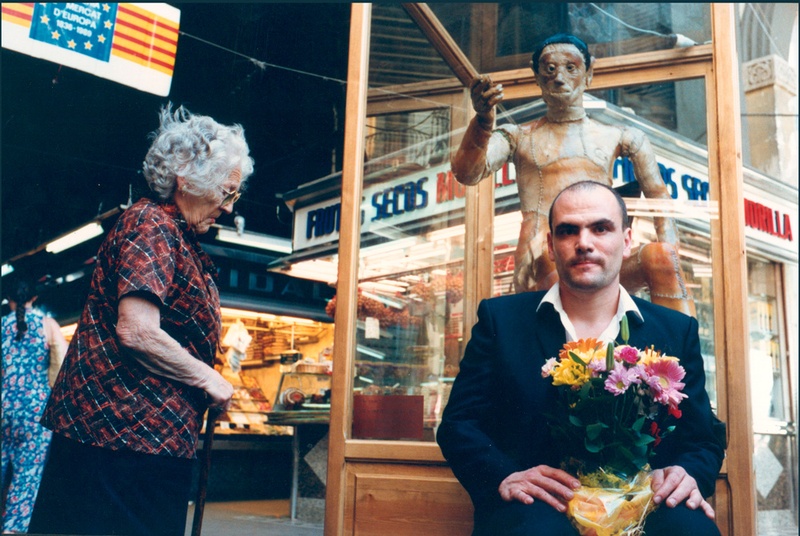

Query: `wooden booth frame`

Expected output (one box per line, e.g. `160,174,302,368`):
325,4,755,535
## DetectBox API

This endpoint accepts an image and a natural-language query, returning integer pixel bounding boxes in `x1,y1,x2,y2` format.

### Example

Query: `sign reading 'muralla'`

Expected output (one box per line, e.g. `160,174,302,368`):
745,199,793,242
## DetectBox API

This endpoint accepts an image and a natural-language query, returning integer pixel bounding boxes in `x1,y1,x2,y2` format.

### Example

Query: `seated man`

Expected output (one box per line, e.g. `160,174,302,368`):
452,33,694,316
437,181,723,535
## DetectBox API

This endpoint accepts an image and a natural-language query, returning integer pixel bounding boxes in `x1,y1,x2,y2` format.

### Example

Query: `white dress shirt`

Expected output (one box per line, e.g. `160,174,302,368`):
537,282,643,343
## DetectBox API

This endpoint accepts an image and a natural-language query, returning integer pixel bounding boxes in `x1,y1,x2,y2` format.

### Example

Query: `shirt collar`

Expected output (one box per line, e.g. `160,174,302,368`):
144,198,219,284
156,199,191,234
538,282,643,343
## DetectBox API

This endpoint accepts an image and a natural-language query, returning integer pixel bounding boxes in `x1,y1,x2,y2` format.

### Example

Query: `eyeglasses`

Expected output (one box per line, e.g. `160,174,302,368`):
219,187,241,207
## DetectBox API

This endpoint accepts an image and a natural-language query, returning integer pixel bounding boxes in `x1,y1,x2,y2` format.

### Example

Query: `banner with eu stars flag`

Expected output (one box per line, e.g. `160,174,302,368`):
29,3,117,62
2,3,180,96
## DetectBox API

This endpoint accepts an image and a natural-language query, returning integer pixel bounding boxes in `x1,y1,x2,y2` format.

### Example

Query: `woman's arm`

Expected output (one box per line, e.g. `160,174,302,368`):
116,294,233,408
44,315,68,387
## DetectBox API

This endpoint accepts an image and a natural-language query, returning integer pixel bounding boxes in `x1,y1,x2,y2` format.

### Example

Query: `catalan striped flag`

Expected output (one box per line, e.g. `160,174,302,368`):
2,3,180,96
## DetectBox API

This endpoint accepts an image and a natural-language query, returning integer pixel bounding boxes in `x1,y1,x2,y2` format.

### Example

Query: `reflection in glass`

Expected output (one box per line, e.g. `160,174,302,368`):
338,6,470,441
590,81,708,143
348,233,465,442
429,3,711,73
368,4,454,87
748,258,786,423
748,258,797,534
495,4,567,58
366,109,451,168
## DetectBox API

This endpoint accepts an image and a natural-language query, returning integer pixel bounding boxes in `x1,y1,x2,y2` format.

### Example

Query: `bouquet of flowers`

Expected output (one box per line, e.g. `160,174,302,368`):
541,316,687,536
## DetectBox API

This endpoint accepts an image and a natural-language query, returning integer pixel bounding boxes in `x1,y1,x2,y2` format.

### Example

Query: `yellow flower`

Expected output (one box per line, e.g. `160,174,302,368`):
552,358,591,386
556,338,608,382
639,347,679,366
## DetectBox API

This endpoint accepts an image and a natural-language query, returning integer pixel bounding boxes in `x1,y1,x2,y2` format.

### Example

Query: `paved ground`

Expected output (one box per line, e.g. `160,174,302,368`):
185,500,323,536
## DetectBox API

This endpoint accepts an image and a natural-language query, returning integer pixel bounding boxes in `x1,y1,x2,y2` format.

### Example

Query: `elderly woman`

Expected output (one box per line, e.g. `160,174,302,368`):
28,105,254,536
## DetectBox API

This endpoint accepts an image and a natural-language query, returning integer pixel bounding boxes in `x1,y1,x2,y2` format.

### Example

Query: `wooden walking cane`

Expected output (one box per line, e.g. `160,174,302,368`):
191,407,222,536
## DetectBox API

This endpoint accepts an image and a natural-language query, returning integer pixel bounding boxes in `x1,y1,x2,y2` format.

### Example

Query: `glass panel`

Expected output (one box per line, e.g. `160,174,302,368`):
749,259,787,423
489,80,719,410
332,4,469,442
589,79,708,143
748,258,798,534
495,4,569,59
429,3,712,73
365,109,451,167
368,4,454,88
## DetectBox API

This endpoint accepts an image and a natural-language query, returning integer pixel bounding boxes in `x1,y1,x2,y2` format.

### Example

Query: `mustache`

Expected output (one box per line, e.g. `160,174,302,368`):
569,255,602,267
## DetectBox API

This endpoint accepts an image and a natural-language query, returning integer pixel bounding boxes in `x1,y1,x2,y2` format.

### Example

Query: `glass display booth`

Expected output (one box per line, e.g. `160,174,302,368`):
275,4,783,535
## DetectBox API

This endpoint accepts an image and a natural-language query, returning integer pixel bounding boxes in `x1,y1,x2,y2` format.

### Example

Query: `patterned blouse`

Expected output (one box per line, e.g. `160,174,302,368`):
2,308,51,418
41,198,221,459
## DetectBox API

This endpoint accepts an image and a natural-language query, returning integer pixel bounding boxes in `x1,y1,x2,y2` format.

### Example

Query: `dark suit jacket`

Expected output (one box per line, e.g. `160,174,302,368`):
437,291,724,514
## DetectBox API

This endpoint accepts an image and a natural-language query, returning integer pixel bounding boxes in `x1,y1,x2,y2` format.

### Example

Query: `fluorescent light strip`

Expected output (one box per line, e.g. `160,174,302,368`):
692,264,713,278
220,307,278,321
45,222,104,254
277,315,319,326
217,228,292,254
360,290,405,309
625,199,719,220
427,224,465,241
359,280,409,294
282,260,338,283
356,345,386,360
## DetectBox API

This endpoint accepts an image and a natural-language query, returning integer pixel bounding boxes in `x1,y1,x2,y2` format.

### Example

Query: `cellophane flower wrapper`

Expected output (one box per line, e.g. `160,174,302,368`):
567,468,656,536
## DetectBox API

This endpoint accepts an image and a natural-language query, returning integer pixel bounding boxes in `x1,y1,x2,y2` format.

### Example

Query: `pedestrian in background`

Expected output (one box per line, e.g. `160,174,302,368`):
2,277,68,534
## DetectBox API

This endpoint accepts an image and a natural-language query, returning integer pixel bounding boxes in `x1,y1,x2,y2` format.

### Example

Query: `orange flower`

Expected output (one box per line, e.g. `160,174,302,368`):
559,338,605,360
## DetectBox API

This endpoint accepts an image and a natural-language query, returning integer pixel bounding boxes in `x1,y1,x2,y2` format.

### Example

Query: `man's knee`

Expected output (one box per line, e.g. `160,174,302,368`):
644,503,721,536
474,500,577,535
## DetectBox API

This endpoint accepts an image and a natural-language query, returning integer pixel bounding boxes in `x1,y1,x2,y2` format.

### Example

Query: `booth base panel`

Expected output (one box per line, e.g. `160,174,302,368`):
190,435,293,502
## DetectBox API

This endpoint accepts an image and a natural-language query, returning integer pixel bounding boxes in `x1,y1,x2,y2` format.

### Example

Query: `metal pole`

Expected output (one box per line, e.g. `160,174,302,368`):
290,425,299,520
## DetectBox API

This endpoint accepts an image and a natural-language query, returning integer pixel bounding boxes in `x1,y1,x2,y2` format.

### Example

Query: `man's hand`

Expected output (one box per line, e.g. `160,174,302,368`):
498,465,580,513
651,466,715,520
470,75,504,116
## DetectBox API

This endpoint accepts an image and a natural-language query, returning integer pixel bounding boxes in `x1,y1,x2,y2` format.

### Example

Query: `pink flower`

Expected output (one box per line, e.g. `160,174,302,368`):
604,362,639,396
628,364,645,385
644,359,687,409
588,358,606,375
615,345,639,365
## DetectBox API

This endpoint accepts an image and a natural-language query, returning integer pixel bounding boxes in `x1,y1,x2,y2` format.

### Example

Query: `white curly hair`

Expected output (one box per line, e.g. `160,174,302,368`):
142,104,254,201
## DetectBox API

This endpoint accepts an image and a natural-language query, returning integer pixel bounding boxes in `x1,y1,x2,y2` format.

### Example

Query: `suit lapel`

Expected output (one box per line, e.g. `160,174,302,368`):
621,309,648,347
532,302,567,361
